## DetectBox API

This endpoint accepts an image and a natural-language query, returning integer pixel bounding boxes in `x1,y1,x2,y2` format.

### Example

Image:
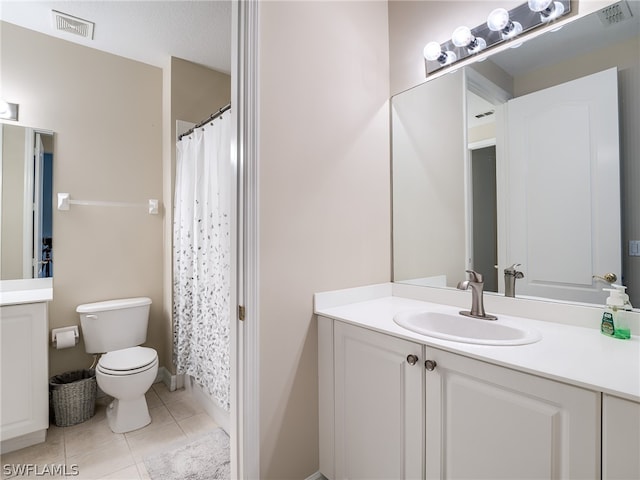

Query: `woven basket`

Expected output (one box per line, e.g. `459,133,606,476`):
49,369,97,427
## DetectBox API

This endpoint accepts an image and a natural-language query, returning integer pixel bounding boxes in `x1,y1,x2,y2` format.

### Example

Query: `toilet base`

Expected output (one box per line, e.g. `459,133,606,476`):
106,397,151,433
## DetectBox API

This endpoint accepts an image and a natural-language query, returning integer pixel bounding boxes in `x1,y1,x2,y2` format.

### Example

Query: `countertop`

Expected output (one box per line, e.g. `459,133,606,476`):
315,285,640,402
0,278,53,306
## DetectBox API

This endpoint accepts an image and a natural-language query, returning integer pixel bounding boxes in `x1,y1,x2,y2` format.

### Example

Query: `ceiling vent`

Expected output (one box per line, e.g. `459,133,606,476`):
52,10,95,39
475,110,495,119
597,1,633,26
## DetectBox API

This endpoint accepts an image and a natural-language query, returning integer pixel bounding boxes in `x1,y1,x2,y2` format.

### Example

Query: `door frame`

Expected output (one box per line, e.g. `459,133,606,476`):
233,0,260,478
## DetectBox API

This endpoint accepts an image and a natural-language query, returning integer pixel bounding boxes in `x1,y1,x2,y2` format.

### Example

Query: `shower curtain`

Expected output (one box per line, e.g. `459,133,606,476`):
173,110,231,412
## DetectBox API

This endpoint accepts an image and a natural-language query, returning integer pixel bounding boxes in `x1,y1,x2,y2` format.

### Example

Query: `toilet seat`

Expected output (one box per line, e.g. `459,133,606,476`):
98,346,158,376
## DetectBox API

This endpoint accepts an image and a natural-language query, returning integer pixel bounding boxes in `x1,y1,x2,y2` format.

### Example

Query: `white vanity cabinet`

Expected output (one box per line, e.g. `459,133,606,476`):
602,394,640,479
319,318,424,479
319,318,602,479
424,347,601,479
0,302,49,453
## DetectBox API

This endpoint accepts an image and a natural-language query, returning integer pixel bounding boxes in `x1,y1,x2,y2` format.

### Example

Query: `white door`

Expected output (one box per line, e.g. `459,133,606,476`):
424,348,600,479
334,322,423,480
504,68,621,304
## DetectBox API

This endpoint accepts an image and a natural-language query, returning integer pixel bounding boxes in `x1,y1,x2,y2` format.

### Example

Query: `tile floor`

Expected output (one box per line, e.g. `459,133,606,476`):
1,383,220,479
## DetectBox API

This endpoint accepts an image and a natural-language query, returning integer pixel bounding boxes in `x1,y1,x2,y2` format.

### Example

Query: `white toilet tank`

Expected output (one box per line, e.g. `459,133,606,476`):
77,297,152,354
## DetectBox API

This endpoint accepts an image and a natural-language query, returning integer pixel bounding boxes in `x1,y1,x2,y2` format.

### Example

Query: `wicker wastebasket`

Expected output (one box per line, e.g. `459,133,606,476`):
49,369,97,427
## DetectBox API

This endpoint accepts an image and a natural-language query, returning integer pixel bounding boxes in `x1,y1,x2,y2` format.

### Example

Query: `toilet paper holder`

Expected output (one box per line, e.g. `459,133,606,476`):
51,326,80,348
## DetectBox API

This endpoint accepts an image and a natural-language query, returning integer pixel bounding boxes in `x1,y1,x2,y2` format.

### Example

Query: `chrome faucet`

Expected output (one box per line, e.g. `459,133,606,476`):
504,263,524,298
457,270,497,320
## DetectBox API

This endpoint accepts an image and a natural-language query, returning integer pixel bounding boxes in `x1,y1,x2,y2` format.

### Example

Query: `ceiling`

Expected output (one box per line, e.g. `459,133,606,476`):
0,0,232,73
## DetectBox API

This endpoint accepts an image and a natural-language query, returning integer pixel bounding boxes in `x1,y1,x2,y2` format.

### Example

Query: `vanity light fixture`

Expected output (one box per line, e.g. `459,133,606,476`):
423,41,457,65
451,26,487,54
528,0,565,22
423,0,570,76
0,99,19,121
487,8,523,39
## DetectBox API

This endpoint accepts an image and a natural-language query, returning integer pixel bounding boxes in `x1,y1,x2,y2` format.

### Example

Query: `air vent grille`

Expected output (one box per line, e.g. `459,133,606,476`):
475,110,495,119
52,10,95,39
597,1,633,26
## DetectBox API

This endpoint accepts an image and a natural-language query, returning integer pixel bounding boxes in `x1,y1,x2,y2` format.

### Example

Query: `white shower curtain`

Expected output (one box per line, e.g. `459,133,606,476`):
173,111,231,412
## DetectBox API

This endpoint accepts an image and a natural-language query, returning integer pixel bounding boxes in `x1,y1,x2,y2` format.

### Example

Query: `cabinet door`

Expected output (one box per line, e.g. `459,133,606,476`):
0,303,49,441
603,394,640,479
334,322,423,480
425,348,600,479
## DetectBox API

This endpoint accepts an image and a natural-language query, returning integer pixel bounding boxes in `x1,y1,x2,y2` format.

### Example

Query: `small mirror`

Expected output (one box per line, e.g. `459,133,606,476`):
1,124,54,279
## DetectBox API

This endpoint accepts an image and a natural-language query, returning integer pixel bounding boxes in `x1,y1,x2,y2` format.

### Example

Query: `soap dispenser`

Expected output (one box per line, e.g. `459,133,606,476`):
601,284,633,339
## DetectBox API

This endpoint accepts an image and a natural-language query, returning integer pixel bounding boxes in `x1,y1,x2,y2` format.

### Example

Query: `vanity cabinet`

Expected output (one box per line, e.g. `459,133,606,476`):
0,302,49,453
319,319,424,479
319,318,602,479
424,347,600,479
602,394,640,479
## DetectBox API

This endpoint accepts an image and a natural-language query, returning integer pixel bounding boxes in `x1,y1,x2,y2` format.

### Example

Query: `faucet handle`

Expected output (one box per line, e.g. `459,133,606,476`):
465,269,484,282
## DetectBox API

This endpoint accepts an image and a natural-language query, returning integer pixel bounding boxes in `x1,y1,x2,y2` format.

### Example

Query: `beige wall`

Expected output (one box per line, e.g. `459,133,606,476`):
1,22,165,375
257,1,391,477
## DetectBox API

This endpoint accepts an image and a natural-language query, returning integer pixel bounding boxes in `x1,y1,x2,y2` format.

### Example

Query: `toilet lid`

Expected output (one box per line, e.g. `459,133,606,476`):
99,346,157,371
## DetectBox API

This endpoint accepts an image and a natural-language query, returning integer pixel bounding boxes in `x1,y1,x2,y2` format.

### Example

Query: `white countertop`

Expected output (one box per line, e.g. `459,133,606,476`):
315,285,640,402
0,278,53,306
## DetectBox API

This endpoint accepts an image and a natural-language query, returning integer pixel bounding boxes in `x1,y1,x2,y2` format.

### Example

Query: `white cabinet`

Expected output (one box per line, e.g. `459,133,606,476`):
319,318,603,480
602,394,640,479
1,302,49,453
319,318,423,479
424,347,601,479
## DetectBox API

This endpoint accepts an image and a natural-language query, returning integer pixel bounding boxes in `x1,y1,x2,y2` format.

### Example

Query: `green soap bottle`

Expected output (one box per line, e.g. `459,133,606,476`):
601,285,632,340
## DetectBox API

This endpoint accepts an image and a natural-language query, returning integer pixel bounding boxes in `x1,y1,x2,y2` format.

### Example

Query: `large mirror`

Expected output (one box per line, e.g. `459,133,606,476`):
1,124,54,280
392,2,639,308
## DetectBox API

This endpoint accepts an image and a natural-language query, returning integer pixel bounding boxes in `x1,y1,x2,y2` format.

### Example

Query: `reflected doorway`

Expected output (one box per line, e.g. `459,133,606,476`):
469,144,497,292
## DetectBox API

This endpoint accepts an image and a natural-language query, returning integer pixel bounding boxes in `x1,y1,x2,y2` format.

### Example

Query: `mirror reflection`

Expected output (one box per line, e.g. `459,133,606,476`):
392,4,640,307
1,124,54,280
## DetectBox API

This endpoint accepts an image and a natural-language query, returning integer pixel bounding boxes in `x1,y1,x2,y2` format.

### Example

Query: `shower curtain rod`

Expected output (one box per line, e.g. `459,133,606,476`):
178,103,231,141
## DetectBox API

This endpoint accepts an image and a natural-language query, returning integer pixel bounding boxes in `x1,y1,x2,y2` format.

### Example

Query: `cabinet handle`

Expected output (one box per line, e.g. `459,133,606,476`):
425,360,437,371
406,354,419,366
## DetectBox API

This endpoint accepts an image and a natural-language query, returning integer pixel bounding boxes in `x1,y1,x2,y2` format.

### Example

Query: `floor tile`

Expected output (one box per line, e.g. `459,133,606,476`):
178,412,219,438
125,422,187,463
64,416,124,458
67,437,135,479
165,396,205,421
1,381,219,479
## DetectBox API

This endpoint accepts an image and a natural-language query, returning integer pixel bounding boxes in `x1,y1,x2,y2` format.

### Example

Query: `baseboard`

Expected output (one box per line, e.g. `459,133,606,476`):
1,429,46,454
305,472,328,480
186,376,230,434
155,366,184,391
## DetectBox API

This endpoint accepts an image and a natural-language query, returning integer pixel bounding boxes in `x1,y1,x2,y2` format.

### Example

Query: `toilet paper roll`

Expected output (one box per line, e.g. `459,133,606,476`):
55,330,76,349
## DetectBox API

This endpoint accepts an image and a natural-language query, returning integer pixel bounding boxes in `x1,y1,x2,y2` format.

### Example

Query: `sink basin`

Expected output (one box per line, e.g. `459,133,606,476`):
393,310,541,346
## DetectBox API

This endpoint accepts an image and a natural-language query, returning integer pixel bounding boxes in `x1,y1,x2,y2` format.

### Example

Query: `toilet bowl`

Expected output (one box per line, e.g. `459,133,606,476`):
77,297,157,434
96,346,159,433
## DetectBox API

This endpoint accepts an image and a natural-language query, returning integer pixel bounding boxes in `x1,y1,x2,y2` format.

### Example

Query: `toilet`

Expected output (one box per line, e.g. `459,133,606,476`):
77,297,158,434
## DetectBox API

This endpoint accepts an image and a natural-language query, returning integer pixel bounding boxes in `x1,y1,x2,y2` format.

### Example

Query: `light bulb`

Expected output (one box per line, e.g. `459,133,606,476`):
452,26,473,47
451,26,486,54
529,0,565,21
487,8,522,40
528,0,553,12
423,41,443,61
0,99,10,116
487,8,510,31
423,41,457,65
